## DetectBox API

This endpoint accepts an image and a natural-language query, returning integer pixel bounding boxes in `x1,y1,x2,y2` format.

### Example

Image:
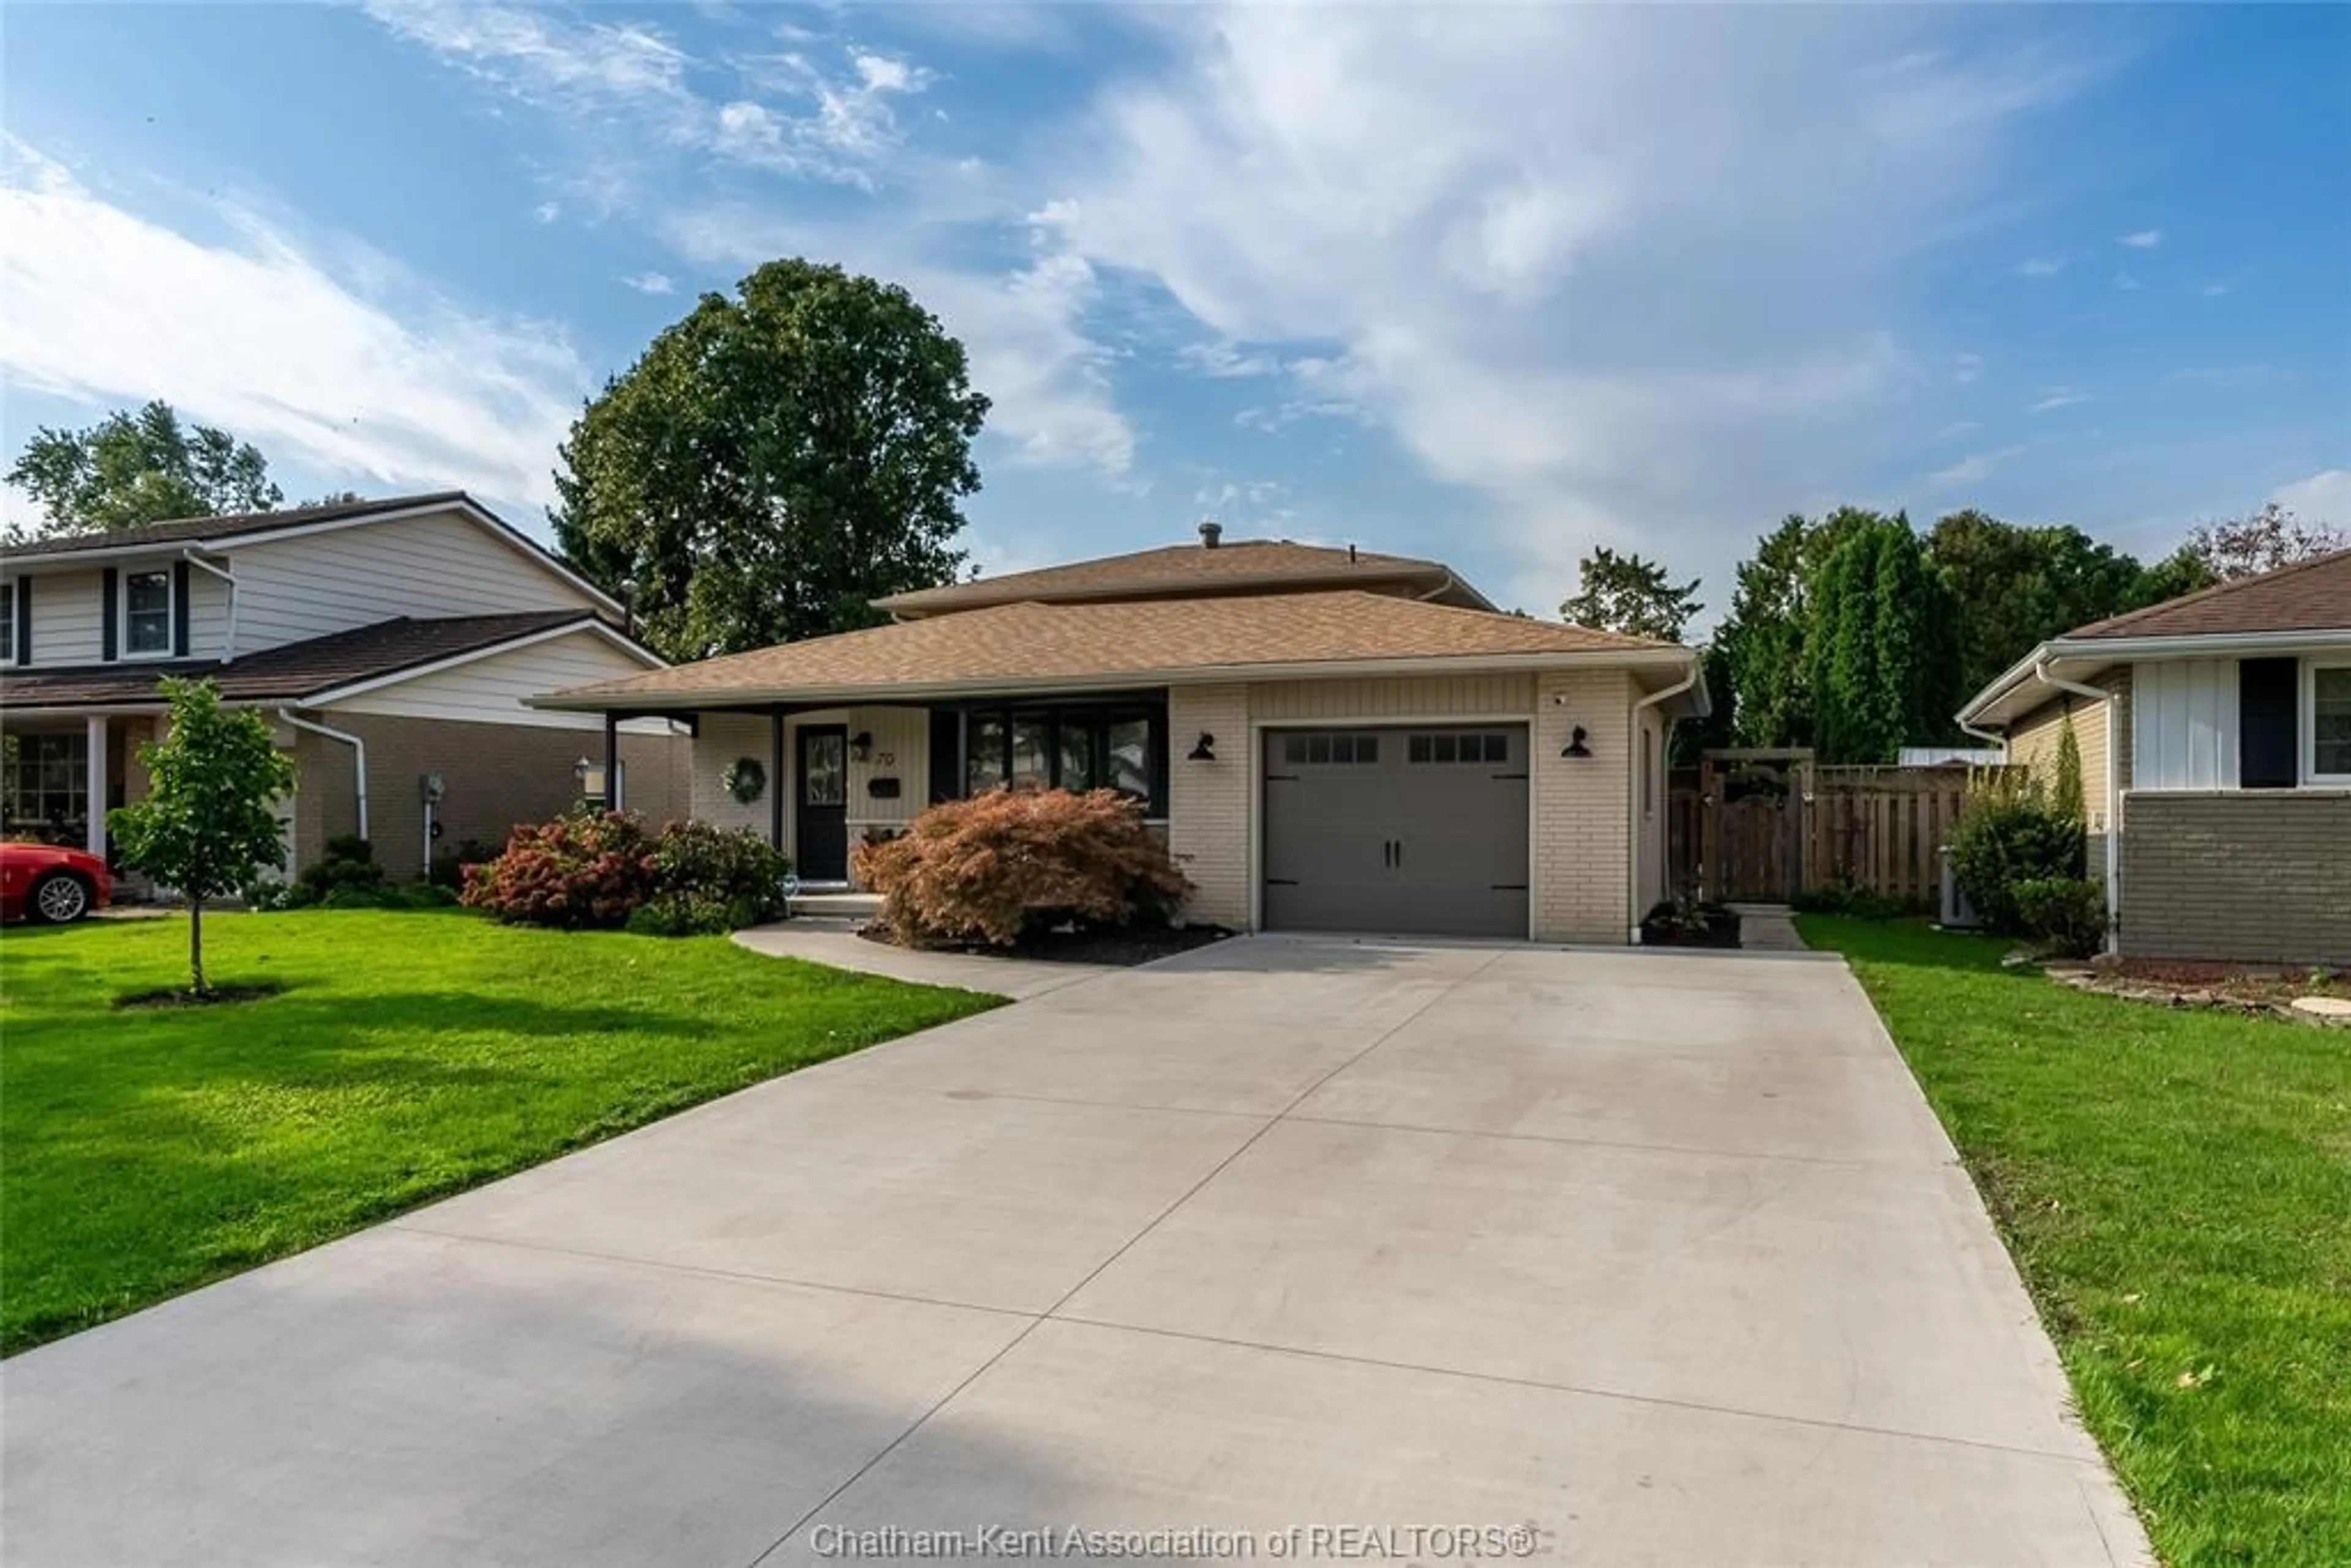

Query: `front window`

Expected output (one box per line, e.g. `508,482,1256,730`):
0,583,13,662
2312,663,2351,780
123,569,172,656
1,733,89,847
958,703,1166,814
1010,716,1053,789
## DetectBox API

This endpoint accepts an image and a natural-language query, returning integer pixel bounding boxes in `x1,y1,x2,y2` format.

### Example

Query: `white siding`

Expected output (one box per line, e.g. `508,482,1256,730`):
327,628,667,733
21,569,107,665
1250,672,1536,720
188,568,231,659
691,712,776,837
2133,658,2240,790
232,509,594,650
836,706,929,831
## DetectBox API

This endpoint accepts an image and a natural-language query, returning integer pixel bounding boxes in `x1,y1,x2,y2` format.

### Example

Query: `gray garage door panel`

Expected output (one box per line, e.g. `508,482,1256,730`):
1262,725,1529,938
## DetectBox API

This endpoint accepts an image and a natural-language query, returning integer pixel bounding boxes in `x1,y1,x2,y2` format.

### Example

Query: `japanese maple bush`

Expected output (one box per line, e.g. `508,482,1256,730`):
853,787,1192,949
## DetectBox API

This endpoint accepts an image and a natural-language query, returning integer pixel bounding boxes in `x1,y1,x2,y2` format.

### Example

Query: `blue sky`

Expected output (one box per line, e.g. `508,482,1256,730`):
5,3,2346,623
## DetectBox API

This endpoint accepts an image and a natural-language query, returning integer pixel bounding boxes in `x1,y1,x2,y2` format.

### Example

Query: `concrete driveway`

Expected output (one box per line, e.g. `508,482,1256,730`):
3,937,2147,1567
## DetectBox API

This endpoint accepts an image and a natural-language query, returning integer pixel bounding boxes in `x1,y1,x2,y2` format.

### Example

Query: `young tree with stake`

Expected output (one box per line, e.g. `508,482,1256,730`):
108,678,296,995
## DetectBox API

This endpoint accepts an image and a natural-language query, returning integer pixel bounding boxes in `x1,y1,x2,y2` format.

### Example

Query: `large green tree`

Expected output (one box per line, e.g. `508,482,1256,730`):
1924,511,2159,701
1711,508,1874,749
1807,514,1962,763
6,401,281,537
1559,546,1703,642
108,678,297,996
552,259,991,662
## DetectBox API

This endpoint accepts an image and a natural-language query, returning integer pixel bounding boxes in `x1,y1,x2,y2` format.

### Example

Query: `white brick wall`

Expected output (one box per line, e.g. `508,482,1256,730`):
1532,669,1635,943
1168,683,1253,929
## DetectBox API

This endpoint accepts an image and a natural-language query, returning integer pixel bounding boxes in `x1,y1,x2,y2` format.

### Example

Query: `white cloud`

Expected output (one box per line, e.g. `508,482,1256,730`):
2117,228,2162,248
1927,444,2028,487
1952,352,1985,383
622,271,675,295
367,2,932,191
2112,271,2142,291
2028,388,2091,412
1175,340,1280,378
1935,419,1982,440
364,2,692,117
2271,468,2351,526
531,199,561,223
2014,256,2065,277
1046,6,2100,591
2202,281,2232,298
0,137,583,509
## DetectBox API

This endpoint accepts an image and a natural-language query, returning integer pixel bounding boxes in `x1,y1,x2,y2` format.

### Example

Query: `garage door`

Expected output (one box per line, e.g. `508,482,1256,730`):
1262,724,1529,938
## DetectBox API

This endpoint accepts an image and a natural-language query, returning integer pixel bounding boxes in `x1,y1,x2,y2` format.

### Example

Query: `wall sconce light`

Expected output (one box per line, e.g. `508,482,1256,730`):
572,756,594,787
1561,725,1592,759
849,730,874,762
1187,732,1217,761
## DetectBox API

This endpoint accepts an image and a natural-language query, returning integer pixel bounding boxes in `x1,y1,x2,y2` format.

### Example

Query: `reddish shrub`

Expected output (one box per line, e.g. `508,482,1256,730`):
459,807,661,929
852,787,1192,948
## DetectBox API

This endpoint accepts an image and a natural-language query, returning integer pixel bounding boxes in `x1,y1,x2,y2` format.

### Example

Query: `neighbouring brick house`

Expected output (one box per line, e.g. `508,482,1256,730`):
1957,548,2351,965
1,493,683,885
534,523,1710,944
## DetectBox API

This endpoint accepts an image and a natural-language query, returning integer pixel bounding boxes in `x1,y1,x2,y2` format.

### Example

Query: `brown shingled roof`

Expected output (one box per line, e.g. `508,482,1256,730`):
1,492,472,560
2065,549,2351,640
0,611,606,710
873,538,1488,616
541,590,1680,709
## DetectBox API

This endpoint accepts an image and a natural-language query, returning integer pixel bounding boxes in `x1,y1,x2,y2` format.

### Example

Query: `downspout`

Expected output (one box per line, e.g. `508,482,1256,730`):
1957,716,2006,751
277,708,368,844
1629,661,1702,942
2032,657,2120,953
181,550,236,661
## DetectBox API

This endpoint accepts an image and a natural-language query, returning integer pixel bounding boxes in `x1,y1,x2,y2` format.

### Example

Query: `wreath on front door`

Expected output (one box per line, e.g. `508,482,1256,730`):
722,757,767,805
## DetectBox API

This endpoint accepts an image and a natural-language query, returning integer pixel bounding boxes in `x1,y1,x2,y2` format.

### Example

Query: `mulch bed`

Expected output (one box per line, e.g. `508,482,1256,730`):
860,923,1232,967
2043,956,2347,1024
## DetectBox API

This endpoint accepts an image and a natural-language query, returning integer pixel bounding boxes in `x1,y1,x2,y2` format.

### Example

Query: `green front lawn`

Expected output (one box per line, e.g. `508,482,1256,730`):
1801,917,2351,1567
0,910,1001,1354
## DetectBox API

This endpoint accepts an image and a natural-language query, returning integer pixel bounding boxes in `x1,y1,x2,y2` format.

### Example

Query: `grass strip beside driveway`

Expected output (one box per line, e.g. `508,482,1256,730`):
1,909,1002,1354
1801,915,2351,1568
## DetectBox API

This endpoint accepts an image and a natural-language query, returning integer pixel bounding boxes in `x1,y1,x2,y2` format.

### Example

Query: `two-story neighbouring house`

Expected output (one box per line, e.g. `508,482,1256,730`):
0,492,683,886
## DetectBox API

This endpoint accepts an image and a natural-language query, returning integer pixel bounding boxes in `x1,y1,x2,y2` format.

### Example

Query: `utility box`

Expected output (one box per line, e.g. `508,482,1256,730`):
1938,846,1980,930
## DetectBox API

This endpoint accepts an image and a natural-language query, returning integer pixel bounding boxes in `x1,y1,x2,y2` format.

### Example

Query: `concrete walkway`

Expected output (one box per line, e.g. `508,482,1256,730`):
2,936,2147,1567
732,921,1108,1000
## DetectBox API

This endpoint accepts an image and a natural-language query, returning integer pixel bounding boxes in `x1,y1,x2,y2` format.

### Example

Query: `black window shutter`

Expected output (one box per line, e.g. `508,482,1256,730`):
12,577,27,664
2239,657,2299,789
172,561,192,656
928,708,961,803
100,568,118,662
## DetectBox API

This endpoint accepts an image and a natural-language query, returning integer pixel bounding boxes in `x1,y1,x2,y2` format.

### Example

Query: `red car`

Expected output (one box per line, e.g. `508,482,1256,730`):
0,843,113,924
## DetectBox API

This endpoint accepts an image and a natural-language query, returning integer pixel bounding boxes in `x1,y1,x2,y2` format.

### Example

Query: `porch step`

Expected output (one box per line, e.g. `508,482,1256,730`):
789,890,882,920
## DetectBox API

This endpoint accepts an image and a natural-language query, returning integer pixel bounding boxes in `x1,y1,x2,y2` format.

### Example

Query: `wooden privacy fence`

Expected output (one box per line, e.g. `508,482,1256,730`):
1669,750,2005,906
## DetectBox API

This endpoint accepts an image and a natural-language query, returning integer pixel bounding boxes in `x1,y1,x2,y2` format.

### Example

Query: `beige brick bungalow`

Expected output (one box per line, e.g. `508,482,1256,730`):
1957,547,2350,966
536,526,1710,943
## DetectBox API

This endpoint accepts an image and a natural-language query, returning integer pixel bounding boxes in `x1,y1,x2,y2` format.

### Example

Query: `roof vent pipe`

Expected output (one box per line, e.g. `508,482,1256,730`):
1198,519,1222,549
